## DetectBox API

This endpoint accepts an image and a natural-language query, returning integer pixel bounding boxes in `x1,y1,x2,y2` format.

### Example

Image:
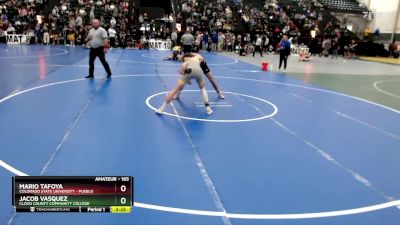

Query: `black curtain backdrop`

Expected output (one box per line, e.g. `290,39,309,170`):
140,0,171,14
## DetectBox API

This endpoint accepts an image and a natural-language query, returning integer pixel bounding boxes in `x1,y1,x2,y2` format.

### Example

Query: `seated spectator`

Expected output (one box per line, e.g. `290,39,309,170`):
239,43,247,56
348,39,357,59
6,23,15,34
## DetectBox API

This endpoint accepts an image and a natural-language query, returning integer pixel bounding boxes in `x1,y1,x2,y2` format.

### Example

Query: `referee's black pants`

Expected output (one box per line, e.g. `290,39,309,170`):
89,46,112,76
183,45,192,53
253,45,263,57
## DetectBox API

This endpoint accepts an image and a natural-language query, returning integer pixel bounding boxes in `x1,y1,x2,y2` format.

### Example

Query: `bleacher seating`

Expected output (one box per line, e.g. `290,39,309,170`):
319,0,368,14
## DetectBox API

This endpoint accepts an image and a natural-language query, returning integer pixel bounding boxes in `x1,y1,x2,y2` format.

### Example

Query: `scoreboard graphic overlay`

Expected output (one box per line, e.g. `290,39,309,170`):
13,176,134,213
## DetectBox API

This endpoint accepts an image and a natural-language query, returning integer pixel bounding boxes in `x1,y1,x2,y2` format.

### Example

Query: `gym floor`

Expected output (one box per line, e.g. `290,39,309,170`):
0,45,399,225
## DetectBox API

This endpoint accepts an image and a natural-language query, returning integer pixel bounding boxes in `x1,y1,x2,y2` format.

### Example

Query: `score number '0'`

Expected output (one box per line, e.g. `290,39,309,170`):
120,185,127,204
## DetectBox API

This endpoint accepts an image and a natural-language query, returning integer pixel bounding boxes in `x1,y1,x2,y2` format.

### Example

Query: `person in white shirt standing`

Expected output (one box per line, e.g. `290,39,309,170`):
263,35,269,54
218,32,225,52
108,26,117,48
76,15,83,27
171,29,178,47
253,34,263,57
110,17,116,28
181,29,194,53
43,26,50,45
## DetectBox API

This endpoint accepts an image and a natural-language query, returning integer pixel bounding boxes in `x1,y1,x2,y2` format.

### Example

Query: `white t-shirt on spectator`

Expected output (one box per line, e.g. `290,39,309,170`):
69,18,76,28
7,26,15,34
218,34,224,43
283,25,290,34
76,16,82,27
52,7,58,16
256,37,262,46
171,32,177,41
108,28,116,38
110,18,116,27
90,9,95,20
196,33,202,43
264,37,269,46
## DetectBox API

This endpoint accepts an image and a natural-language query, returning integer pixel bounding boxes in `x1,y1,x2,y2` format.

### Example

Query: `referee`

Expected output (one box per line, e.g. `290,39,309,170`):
180,29,194,53
85,19,112,79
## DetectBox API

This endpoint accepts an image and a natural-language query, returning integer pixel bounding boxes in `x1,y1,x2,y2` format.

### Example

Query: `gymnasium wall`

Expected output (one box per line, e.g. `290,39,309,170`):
358,0,400,39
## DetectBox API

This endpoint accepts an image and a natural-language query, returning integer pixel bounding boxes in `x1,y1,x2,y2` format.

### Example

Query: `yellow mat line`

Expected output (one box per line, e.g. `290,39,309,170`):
359,56,400,65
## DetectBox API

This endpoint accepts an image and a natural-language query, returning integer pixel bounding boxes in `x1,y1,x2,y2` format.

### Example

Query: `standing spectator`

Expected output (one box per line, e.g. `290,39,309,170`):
171,29,178,47
395,41,400,58
67,27,76,47
52,6,58,17
62,25,69,45
89,7,95,21
253,34,263,57
331,37,339,59
108,26,117,48
226,32,233,52
34,24,43,44
244,33,251,44
69,15,76,29
138,14,144,24
202,31,209,51
263,35,269,53
217,32,224,52
0,27,5,43
212,32,218,51
207,39,212,52
43,26,50,45
374,28,380,39
309,38,318,55
278,35,291,71
317,37,323,56
322,38,331,57
195,31,202,47
76,27,85,46
110,17,116,28
349,39,357,59
181,29,194,53
50,22,59,45
230,33,236,51
236,33,242,46
76,14,83,27
389,42,394,58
